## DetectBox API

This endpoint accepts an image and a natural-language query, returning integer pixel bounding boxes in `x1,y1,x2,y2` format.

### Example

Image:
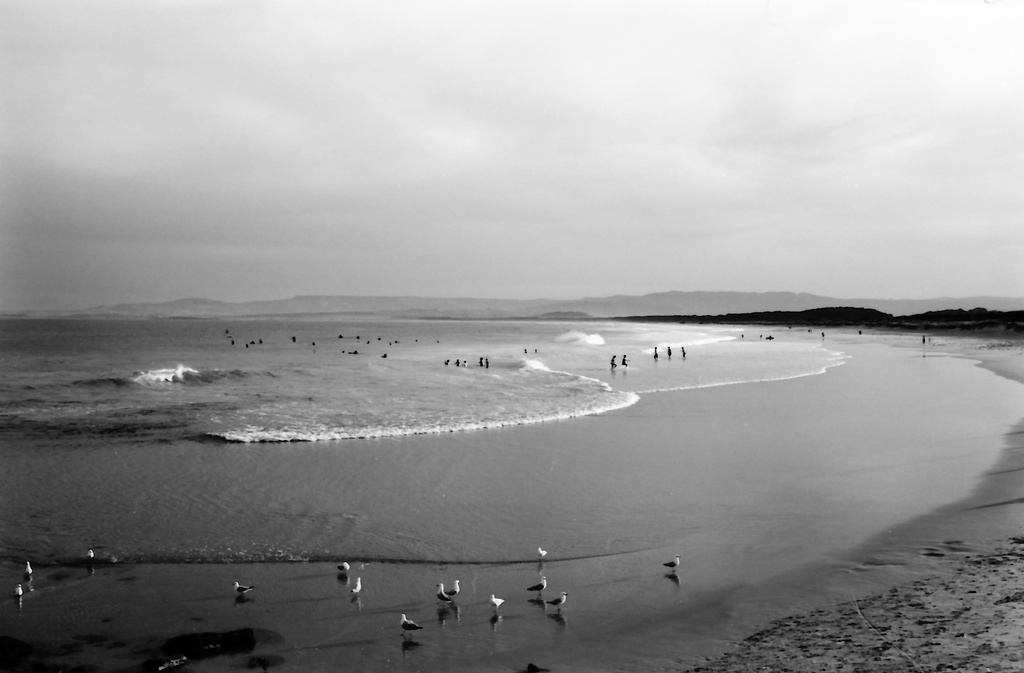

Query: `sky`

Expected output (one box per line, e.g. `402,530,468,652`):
2,0,1022,311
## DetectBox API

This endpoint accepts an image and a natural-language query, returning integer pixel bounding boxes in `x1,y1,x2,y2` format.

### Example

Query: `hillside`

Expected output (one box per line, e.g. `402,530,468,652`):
620,307,1024,333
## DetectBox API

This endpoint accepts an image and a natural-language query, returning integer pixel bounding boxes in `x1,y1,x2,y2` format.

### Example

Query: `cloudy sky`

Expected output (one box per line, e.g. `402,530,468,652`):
2,0,1022,311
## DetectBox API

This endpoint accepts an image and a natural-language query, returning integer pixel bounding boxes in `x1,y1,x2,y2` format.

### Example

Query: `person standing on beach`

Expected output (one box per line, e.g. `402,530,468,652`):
654,347,659,362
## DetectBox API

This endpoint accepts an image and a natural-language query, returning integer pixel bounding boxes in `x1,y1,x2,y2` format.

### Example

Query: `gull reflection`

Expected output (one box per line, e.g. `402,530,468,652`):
437,604,459,626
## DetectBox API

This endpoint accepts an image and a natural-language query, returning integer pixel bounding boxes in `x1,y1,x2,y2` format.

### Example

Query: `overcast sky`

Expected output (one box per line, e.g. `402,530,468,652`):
2,1,1022,311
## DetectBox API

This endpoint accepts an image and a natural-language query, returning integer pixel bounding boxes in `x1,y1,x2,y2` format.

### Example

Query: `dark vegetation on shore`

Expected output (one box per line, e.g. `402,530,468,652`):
617,307,1024,333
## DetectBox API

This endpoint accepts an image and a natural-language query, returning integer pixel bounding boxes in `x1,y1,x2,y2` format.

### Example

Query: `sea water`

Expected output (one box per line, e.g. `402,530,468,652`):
3,318,1024,672
0,317,839,446
0,317,842,565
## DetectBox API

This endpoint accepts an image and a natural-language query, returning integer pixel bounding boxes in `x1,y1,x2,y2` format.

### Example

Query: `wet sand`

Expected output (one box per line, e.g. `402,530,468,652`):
685,331,1024,672
2,330,1023,672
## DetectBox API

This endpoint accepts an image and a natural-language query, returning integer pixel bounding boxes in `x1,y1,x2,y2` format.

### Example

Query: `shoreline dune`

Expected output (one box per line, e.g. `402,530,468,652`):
1,330,1022,672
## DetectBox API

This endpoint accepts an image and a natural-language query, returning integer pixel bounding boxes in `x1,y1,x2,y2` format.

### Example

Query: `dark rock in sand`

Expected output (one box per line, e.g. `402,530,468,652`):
0,636,33,669
161,628,256,659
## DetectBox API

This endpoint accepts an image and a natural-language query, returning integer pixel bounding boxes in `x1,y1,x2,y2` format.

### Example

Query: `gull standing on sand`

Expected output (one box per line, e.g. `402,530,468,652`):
446,579,460,600
351,577,362,595
545,591,568,612
537,547,547,559
234,582,254,594
400,613,423,638
663,555,681,571
23,562,32,579
14,584,23,601
337,561,350,572
527,576,547,594
436,582,452,604
490,594,505,611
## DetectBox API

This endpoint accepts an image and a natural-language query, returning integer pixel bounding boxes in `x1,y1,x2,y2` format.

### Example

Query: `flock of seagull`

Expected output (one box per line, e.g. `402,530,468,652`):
13,547,683,666
224,547,682,644
218,548,581,645
376,548,576,640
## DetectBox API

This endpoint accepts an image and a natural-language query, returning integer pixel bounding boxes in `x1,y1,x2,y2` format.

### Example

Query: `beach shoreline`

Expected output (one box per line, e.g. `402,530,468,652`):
684,331,1024,672
686,538,1024,672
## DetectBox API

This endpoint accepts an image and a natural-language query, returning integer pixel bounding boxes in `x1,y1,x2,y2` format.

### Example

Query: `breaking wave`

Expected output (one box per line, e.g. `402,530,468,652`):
130,366,264,386
553,331,606,346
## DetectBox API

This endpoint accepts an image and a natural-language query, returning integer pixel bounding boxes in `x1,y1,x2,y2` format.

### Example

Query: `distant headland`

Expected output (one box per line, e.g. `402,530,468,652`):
618,306,1024,333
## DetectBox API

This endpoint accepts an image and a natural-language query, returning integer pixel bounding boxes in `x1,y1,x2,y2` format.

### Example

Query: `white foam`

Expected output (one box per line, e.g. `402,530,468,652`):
132,364,200,384
215,389,641,443
553,331,606,346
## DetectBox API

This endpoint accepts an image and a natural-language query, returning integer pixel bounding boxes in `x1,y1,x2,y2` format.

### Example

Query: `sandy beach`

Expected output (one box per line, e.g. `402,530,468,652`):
687,538,1024,672
684,331,1024,672
2,329,1023,672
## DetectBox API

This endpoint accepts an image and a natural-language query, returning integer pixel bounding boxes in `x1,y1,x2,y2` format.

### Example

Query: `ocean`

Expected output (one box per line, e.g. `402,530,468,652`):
0,317,841,566
0,317,840,442
2,317,1022,672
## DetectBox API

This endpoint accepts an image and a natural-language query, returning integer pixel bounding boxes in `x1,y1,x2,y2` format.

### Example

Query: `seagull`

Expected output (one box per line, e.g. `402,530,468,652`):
234,582,254,594
537,547,548,559
446,579,460,600
436,582,452,604
23,562,32,579
87,549,94,561
14,584,23,599
490,594,505,611
545,591,568,611
526,576,547,594
337,561,351,572
400,613,423,638
663,554,681,571
351,577,362,595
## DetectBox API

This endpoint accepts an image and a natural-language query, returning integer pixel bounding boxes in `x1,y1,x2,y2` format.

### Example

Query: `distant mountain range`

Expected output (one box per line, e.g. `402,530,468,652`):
12,291,1023,320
